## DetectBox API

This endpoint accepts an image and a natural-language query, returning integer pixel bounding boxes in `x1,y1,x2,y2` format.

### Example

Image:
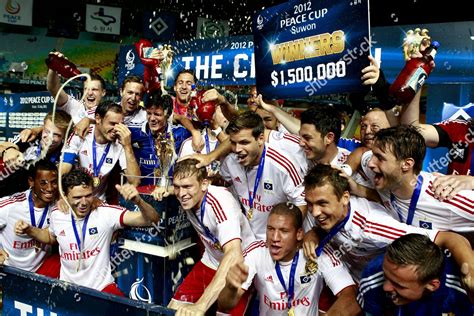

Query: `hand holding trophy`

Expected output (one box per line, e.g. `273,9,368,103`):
402,28,431,61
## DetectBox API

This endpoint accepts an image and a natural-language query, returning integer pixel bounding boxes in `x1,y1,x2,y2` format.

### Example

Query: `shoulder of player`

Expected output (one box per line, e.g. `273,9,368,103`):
242,240,267,258
0,190,28,208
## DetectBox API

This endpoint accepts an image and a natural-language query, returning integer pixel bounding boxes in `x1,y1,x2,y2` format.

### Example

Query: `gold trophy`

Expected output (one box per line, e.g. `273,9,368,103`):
158,44,174,96
402,28,431,61
154,131,176,188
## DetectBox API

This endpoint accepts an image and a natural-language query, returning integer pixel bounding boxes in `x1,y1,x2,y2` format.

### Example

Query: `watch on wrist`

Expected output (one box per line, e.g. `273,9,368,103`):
211,127,222,137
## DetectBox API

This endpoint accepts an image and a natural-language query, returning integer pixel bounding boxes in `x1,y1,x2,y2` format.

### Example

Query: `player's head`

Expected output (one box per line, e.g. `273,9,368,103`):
383,234,443,305
299,105,341,162
83,73,106,110
95,102,124,142
266,202,304,262
226,111,265,167
360,108,390,148
61,169,94,218
254,99,280,131
173,159,209,211
368,125,426,191
304,164,350,232
145,91,173,135
42,110,71,153
173,69,197,104
28,160,59,206
120,75,145,114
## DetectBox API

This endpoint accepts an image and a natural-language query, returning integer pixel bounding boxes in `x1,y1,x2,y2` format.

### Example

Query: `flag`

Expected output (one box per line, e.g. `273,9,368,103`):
0,0,33,26
196,17,229,39
86,4,121,35
143,11,176,41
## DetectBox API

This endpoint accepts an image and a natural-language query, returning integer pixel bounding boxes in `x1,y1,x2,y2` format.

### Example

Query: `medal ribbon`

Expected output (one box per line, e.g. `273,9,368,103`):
247,145,266,218
71,211,91,259
316,204,351,257
28,190,49,229
192,192,220,248
92,135,111,178
390,174,423,225
275,251,299,310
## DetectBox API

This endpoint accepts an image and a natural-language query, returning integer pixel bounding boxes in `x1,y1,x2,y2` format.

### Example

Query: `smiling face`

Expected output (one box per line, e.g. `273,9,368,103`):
28,169,59,207
299,123,328,162
173,173,208,211
83,79,105,110
66,184,94,218
95,111,124,142
360,111,390,148
266,213,303,262
229,128,264,167
146,105,167,134
41,119,65,153
120,81,144,114
368,144,404,191
174,72,195,104
305,183,350,232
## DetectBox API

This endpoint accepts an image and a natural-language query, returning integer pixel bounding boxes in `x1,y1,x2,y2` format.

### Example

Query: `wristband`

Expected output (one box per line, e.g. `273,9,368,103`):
211,127,222,137
1,146,18,159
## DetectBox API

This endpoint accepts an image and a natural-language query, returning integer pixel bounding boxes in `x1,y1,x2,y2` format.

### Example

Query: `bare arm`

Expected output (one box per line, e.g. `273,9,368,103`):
117,184,160,225
47,69,68,107
218,261,248,312
174,114,204,152
115,123,141,186
179,138,231,168
327,285,362,316
15,220,57,245
257,95,300,135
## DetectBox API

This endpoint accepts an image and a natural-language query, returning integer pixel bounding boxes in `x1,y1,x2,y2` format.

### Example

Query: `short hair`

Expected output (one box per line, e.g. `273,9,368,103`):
62,168,93,195
28,160,58,179
304,164,349,200
174,69,197,86
386,234,444,284
374,125,426,174
269,202,303,230
173,158,207,183
300,105,341,143
44,110,71,131
89,73,106,90
95,102,123,119
145,91,173,116
225,111,264,138
121,75,144,91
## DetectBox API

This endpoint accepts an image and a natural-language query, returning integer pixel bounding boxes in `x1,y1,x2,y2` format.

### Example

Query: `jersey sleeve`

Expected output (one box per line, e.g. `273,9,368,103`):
357,254,387,315
59,95,86,124
241,241,265,290
219,156,233,182
103,205,128,231
48,210,57,237
62,132,81,164
212,193,243,248
319,244,356,295
177,137,195,157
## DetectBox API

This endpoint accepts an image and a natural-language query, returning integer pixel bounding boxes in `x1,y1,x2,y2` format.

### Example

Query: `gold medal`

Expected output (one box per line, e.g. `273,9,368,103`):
213,242,222,251
247,208,253,220
288,306,295,316
305,260,318,275
93,177,100,188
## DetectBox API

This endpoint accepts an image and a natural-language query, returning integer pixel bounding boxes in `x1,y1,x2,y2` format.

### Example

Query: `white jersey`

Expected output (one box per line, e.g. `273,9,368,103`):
60,95,96,124
49,204,126,291
267,130,308,175
373,171,474,233
326,196,439,281
123,107,147,129
185,185,255,270
0,190,52,272
178,131,218,157
241,242,355,315
220,144,306,240
63,126,127,200
352,150,375,188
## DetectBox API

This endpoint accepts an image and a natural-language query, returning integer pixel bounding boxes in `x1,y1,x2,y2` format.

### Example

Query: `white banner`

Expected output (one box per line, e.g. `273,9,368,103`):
0,0,33,26
196,17,229,39
86,4,121,35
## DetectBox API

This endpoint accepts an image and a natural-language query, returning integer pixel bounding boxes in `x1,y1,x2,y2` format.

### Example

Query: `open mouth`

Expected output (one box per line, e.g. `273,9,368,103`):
237,153,247,163
373,172,384,186
269,244,281,256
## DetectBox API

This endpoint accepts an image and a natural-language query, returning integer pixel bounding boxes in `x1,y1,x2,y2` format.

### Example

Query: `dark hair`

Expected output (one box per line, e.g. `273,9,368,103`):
374,125,426,174
304,164,349,200
225,111,264,138
300,105,342,143
89,73,106,91
95,102,123,119
386,234,444,284
120,75,144,91
173,158,207,182
145,91,173,116
28,160,57,179
62,169,93,195
270,202,303,230
174,69,197,86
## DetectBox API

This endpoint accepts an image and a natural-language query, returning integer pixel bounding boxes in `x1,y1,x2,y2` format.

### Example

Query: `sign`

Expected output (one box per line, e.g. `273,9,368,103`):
0,0,33,26
86,4,121,35
196,17,230,39
143,11,176,41
117,35,255,87
253,0,371,99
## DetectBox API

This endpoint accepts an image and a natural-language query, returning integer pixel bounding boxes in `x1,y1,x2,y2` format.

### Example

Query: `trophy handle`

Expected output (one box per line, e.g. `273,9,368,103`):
159,44,174,96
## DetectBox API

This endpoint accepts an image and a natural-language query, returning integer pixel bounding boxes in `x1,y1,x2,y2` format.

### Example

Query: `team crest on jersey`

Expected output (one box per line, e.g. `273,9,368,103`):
419,221,432,230
300,274,312,285
271,131,284,140
89,227,98,235
263,181,273,192
105,158,113,164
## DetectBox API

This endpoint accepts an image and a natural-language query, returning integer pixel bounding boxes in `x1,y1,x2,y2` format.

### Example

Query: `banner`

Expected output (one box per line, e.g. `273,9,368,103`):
143,11,177,41
0,0,33,26
252,0,371,99
117,35,255,87
196,17,230,39
86,4,121,35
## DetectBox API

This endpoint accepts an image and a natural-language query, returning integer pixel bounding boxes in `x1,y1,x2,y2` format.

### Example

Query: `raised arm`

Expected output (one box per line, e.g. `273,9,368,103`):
15,220,57,245
117,184,160,226
47,68,69,107
218,260,248,312
256,95,301,135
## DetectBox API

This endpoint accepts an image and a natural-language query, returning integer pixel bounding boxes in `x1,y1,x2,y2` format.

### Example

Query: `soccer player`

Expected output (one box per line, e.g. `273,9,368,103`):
15,168,159,295
168,159,255,316
218,202,360,315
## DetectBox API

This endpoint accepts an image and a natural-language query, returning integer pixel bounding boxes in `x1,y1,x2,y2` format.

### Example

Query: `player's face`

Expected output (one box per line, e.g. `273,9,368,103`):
96,111,124,142
230,129,265,167
368,144,403,191
66,184,94,218
121,81,144,114
305,184,349,232
299,124,327,162
266,213,303,262
255,108,278,131
28,170,59,206
83,79,105,110
41,119,65,153
383,257,433,305
360,111,390,148
174,73,195,104
173,174,208,211
146,105,167,134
